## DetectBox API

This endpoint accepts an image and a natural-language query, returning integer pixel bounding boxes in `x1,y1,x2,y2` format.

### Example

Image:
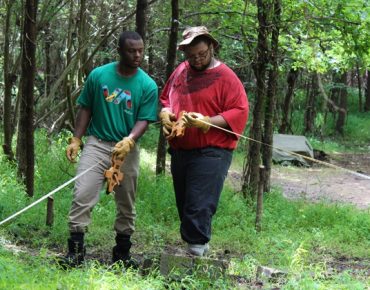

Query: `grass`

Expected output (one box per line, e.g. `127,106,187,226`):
0,127,369,289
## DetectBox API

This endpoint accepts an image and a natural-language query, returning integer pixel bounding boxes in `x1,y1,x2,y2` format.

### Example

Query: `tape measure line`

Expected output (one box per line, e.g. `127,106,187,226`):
198,119,370,181
0,160,104,226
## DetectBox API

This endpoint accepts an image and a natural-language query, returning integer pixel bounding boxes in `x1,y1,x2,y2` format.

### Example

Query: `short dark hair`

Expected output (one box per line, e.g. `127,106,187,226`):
118,31,142,48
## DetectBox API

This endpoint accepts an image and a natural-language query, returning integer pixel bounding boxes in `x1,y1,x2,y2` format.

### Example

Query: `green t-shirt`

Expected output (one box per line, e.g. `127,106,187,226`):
77,62,158,141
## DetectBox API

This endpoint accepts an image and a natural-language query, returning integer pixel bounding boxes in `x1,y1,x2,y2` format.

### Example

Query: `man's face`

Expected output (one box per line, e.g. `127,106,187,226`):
118,38,144,69
184,41,212,71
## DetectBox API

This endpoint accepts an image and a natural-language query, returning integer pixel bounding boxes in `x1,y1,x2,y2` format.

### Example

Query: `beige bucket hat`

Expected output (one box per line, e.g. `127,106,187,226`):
178,26,219,51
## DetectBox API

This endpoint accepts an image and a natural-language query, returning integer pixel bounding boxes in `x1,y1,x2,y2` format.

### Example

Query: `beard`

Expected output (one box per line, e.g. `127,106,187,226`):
189,58,212,71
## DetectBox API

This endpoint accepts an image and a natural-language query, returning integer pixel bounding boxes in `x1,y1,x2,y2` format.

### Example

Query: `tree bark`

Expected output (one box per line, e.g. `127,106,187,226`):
356,63,362,112
255,166,265,232
136,0,148,42
242,0,269,197
156,0,179,175
364,69,370,112
2,1,15,161
304,74,317,134
77,0,89,84
17,0,38,197
44,23,52,96
65,0,76,127
262,0,280,193
279,67,299,134
335,72,348,135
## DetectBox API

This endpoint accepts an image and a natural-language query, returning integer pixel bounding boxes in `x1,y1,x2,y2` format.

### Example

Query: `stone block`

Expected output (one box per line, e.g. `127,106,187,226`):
160,251,229,280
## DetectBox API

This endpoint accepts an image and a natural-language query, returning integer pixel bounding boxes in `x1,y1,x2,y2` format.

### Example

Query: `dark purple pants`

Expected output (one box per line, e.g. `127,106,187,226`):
169,147,232,244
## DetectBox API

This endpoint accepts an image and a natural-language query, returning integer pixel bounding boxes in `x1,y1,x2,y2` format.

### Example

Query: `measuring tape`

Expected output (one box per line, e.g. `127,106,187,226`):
198,119,370,181
0,160,104,226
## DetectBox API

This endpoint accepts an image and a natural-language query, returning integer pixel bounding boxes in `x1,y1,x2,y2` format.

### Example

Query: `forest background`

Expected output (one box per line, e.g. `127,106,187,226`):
0,0,369,289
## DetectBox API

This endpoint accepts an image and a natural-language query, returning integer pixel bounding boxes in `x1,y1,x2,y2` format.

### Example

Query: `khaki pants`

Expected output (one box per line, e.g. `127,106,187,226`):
68,136,139,235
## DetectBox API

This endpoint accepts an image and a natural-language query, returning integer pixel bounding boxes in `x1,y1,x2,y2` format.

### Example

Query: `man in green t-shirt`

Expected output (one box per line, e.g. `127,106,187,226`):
61,31,158,268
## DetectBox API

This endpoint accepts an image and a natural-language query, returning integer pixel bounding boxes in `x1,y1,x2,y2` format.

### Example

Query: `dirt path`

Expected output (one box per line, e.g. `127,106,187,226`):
229,153,370,209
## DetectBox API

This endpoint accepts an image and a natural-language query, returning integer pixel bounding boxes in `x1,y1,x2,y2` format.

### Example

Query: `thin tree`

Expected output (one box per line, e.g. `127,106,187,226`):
77,0,89,85
156,0,179,175
65,0,76,128
335,72,348,135
365,69,370,112
262,0,281,193
136,0,148,42
242,0,269,197
356,62,362,112
279,67,299,134
17,0,38,197
304,74,318,134
2,0,15,161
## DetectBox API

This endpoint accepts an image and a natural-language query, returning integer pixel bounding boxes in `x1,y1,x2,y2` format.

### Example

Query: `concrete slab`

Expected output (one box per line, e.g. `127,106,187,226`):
160,251,229,279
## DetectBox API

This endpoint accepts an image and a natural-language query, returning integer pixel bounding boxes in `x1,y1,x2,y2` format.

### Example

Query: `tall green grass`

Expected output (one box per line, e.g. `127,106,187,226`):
0,129,369,289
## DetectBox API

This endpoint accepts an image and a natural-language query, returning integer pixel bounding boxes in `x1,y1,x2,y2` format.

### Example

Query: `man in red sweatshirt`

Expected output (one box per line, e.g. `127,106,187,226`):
159,26,249,256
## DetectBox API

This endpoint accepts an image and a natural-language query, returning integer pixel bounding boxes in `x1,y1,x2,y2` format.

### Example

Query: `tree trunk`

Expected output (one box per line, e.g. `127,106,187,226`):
262,0,280,193
255,166,265,232
304,74,317,134
2,1,15,161
242,0,269,197
335,72,348,135
44,23,52,96
356,63,362,112
77,0,89,84
326,72,341,125
17,0,38,197
136,0,148,42
279,67,298,134
156,0,179,175
65,0,76,127
364,69,370,112
147,26,154,76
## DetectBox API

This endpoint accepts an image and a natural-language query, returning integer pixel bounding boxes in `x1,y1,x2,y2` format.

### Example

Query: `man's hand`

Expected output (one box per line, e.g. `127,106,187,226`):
159,110,176,137
112,137,135,160
182,112,211,133
66,137,82,163
167,111,186,140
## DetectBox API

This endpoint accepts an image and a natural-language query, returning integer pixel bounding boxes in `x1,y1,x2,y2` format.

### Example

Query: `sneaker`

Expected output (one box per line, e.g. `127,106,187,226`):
187,243,209,256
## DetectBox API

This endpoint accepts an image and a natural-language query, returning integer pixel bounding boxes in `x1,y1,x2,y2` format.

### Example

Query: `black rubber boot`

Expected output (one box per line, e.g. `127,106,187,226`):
112,233,138,269
57,232,85,269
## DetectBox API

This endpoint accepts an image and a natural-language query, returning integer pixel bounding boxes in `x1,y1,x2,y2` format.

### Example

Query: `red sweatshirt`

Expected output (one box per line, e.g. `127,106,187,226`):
160,61,249,150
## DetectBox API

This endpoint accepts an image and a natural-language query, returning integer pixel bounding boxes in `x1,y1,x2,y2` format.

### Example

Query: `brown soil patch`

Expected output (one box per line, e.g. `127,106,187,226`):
228,153,370,209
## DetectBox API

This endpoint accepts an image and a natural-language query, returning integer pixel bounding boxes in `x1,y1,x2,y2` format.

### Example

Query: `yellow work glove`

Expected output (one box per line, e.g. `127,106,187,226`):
159,110,176,136
182,112,211,133
112,137,135,160
66,137,82,163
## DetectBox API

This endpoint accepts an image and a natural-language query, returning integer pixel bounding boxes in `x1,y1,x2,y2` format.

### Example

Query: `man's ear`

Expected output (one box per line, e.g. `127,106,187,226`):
210,44,214,56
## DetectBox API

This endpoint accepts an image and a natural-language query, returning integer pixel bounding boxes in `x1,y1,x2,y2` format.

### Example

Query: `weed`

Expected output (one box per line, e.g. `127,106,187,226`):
0,129,369,289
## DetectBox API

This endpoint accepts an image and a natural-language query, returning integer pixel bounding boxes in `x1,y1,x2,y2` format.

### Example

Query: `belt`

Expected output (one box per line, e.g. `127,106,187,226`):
92,135,118,146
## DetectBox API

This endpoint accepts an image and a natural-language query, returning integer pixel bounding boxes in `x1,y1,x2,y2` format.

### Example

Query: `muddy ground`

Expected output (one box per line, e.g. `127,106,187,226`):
229,153,370,210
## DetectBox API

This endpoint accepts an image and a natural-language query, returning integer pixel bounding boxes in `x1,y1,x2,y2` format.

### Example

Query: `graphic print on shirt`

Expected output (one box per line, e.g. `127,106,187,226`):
102,85,132,110
102,85,109,99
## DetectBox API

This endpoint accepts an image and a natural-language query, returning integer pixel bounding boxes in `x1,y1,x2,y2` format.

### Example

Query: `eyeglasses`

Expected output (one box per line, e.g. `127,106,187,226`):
185,47,210,61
